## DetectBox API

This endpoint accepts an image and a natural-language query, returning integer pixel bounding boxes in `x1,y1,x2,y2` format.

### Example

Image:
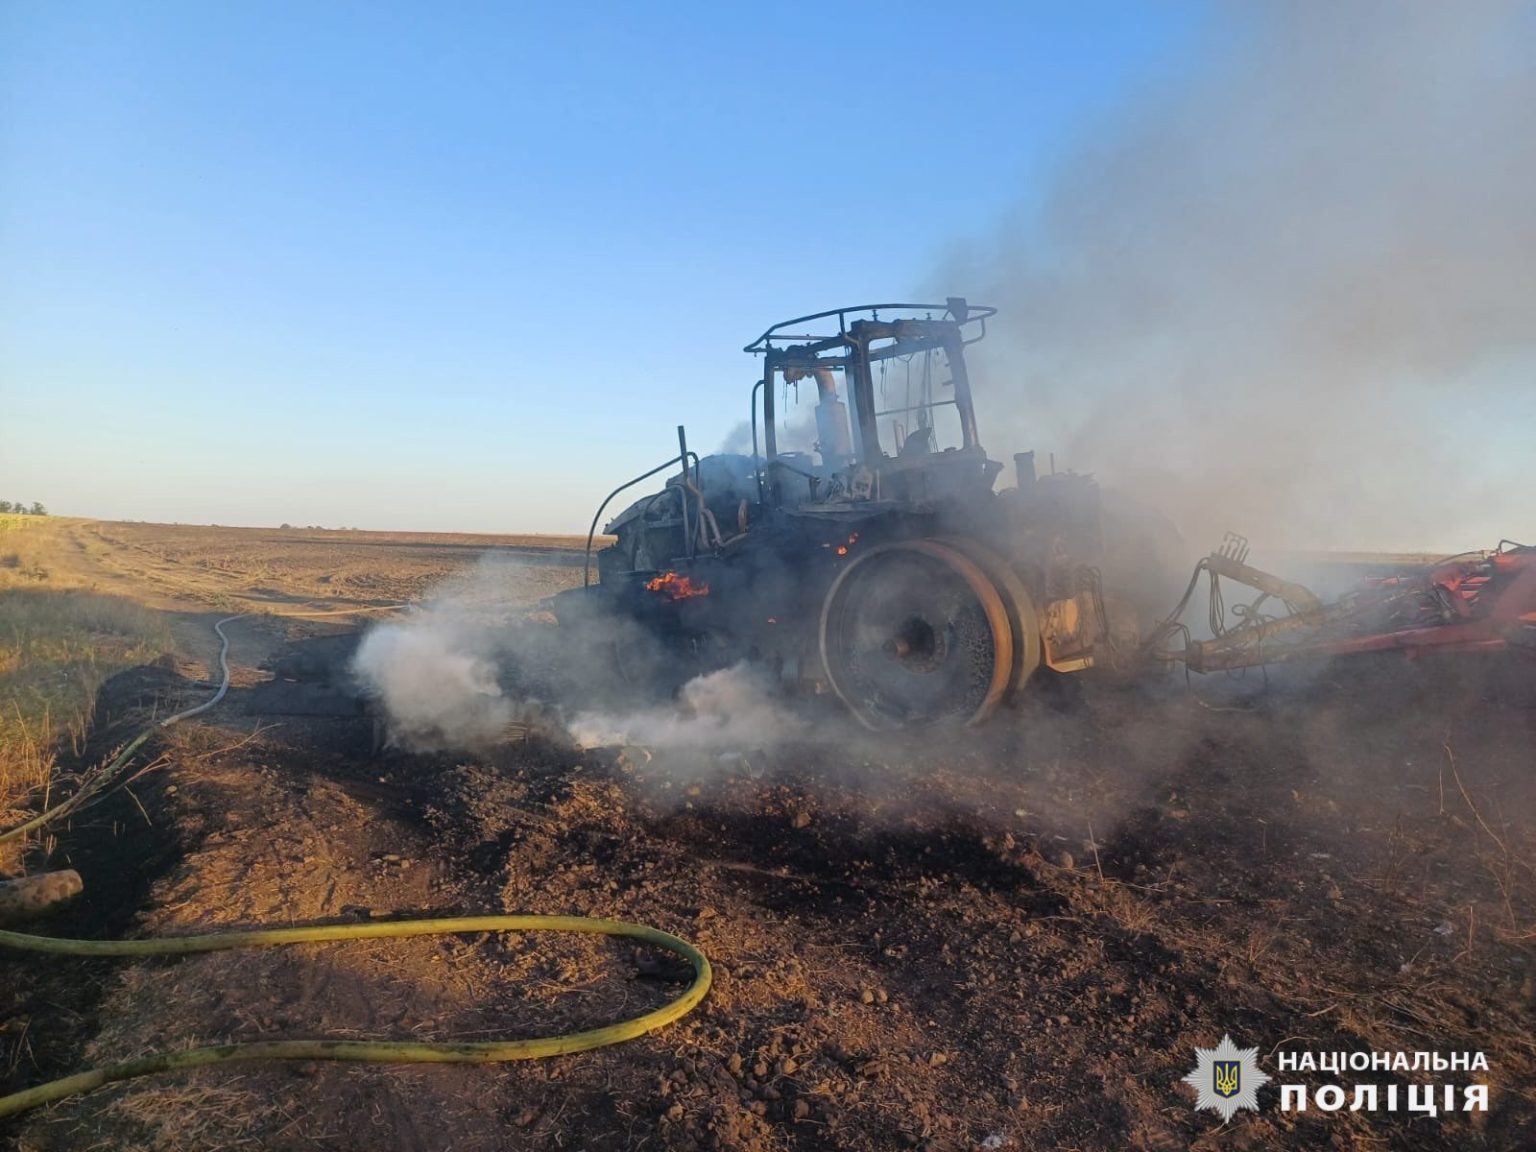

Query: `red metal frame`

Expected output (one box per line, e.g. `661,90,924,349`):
1177,543,1536,672
1325,546,1536,658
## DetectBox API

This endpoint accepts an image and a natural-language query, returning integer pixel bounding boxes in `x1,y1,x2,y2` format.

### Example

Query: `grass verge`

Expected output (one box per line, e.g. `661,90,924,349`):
0,523,170,872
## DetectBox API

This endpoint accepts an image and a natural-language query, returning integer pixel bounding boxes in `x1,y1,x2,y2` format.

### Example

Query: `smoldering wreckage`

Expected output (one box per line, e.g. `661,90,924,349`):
365,299,1536,748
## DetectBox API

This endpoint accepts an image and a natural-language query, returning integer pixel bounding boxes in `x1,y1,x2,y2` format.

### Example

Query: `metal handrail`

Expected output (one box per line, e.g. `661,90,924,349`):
582,450,700,588
750,378,764,508
743,301,996,354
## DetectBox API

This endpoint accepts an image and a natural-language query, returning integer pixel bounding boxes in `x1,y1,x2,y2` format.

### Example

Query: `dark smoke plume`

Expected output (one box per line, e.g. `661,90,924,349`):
947,2,1536,554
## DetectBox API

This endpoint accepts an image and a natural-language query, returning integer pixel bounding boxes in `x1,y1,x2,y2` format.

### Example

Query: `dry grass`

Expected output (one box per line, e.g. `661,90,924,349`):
0,515,58,584
0,517,587,873
26,1078,290,1152
0,523,170,871
79,520,593,609
0,517,594,620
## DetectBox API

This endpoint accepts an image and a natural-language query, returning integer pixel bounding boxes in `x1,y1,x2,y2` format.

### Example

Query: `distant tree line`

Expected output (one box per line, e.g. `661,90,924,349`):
0,502,47,516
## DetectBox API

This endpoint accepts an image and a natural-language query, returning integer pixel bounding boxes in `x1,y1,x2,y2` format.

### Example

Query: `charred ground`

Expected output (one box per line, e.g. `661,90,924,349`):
2,525,1533,1151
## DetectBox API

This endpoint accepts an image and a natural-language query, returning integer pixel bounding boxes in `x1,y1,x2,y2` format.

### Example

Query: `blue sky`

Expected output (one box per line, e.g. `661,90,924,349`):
1,1,1201,532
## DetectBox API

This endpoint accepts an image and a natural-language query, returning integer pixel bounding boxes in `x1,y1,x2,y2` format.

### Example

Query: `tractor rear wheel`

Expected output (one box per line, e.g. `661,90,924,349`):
936,536,1042,696
819,540,1014,729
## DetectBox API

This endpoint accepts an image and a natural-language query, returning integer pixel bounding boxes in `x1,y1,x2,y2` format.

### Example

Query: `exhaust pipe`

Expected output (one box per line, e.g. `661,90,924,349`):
787,366,853,469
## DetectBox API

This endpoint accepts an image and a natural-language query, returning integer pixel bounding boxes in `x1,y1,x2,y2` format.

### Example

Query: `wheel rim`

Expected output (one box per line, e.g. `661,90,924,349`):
935,536,1042,694
819,540,1014,729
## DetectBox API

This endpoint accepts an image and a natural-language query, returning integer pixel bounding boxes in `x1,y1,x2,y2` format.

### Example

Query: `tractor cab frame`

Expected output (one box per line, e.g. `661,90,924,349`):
745,300,1002,515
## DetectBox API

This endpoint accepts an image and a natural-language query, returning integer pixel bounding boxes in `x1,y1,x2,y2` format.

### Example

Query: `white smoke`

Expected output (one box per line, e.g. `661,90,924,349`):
566,662,803,751
946,1,1536,554
353,605,516,750
351,555,808,756
350,554,547,750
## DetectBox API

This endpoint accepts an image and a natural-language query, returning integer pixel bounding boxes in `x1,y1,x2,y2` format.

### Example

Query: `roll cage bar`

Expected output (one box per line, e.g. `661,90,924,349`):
745,300,996,505
743,299,995,355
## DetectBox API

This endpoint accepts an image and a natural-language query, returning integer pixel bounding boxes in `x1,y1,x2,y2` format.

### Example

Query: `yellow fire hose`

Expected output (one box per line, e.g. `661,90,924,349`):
0,917,710,1120
0,611,712,1121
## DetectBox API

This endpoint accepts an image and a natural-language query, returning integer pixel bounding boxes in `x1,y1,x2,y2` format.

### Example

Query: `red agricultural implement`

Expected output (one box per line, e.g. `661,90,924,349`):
1152,534,1536,673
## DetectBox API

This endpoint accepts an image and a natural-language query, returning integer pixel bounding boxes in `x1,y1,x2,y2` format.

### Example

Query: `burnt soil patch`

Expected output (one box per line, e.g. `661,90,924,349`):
3,626,1534,1151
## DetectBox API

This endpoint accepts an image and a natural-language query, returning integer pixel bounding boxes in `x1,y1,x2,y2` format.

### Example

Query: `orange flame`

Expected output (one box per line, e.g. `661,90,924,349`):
835,531,861,557
645,571,710,600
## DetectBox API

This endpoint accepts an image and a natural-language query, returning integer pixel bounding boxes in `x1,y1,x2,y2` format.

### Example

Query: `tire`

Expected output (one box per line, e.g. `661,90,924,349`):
819,540,1014,729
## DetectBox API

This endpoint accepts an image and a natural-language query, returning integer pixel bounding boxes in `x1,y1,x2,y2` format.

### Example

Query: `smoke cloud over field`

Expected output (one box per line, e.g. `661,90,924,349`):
354,618,517,749
351,559,529,749
948,2,1536,553
356,5,1534,825
351,557,807,758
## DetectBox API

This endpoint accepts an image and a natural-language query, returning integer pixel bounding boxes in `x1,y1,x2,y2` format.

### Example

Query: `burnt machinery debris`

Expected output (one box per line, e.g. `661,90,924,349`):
1145,532,1536,674
553,300,1535,729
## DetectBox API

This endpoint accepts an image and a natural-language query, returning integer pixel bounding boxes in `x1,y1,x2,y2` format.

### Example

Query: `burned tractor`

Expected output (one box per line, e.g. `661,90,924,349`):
553,298,1535,729
557,300,1126,729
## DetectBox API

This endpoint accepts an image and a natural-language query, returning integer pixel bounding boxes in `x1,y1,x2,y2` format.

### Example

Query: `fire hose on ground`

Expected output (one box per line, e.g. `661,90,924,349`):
0,611,712,1122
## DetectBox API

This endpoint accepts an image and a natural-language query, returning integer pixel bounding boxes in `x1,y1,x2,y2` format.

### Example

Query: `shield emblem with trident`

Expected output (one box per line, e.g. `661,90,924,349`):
1213,1060,1241,1099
